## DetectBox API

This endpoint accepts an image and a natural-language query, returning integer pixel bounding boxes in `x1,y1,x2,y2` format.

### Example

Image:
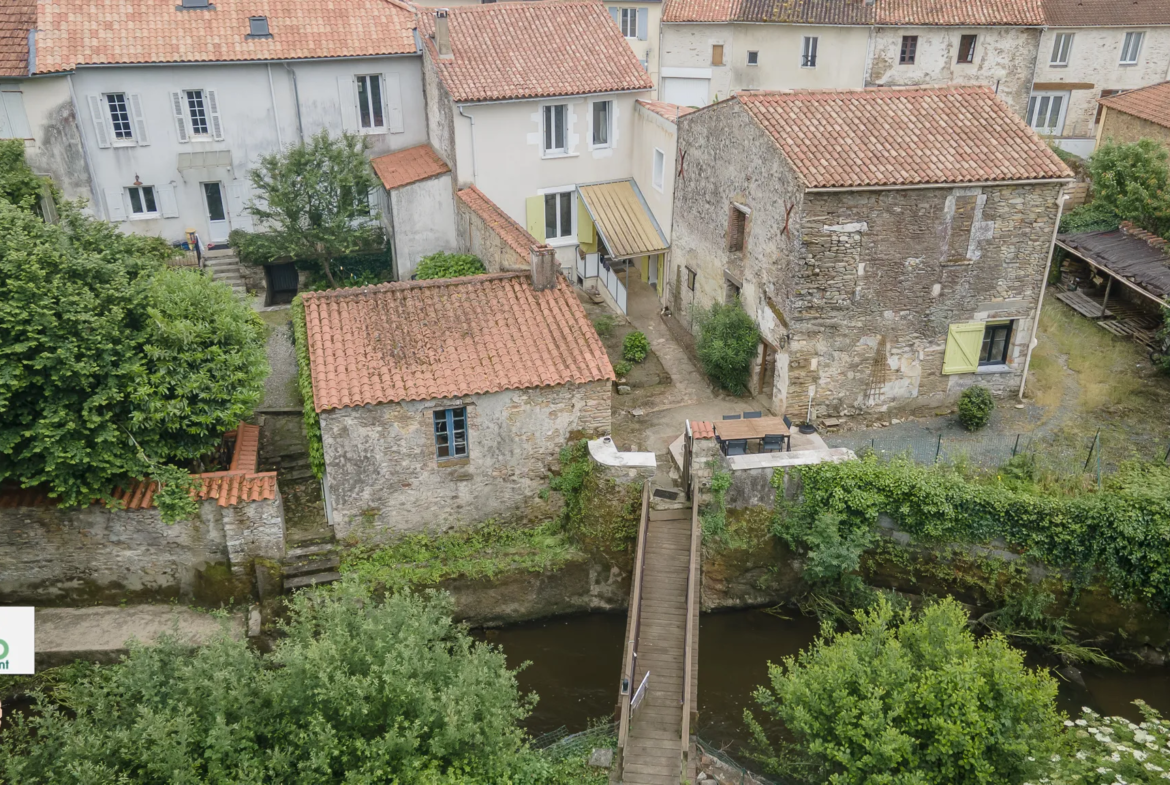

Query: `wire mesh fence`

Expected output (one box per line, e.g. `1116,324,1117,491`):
695,738,785,785
530,721,616,760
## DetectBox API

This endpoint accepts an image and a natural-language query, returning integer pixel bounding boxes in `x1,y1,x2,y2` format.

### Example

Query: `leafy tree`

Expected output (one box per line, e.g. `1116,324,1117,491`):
745,596,1064,785
243,131,384,287
0,581,582,784
0,138,48,208
694,300,760,394
1062,140,1170,236
415,252,486,280
0,201,267,518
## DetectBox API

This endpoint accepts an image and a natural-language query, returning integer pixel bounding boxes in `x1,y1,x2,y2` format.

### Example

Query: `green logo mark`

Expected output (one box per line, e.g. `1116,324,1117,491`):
0,639,8,660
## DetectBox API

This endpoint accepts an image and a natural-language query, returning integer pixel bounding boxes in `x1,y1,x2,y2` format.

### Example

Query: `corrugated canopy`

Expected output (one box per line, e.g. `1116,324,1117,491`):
578,180,669,261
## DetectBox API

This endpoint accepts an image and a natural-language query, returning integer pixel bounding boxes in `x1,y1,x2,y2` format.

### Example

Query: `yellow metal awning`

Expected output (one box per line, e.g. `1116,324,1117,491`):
577,179,669,261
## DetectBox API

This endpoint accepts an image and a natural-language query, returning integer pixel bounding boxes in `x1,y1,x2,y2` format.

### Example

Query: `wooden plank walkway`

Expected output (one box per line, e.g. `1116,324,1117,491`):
620,503,698,785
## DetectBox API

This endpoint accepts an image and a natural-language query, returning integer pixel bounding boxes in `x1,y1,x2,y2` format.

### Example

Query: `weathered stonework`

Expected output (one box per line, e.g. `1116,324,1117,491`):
1099,107,1170,151
455,195,529,272
0,496,285,605
320,380,612,540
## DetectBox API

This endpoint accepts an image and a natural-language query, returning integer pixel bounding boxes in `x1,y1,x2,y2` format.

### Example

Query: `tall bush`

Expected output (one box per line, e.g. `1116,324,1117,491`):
1061,139,1170,236
694,300,760,394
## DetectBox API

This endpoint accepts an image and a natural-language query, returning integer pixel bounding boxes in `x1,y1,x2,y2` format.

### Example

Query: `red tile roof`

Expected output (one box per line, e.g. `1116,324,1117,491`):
371,145,451,191
1098,82,1170,130
690,421,715,439
733,85,1072,189
32,0,416,74
637,100,695,123
456,186,540,261
664,0,1043,25
0,423,277,510
0,0,33,76
418,1,653,102
302,272,614,410
1042,0,1170,26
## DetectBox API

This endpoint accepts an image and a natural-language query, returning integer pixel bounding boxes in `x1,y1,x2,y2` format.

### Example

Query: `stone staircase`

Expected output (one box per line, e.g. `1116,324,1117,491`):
204,248,247,297
282,535,341,591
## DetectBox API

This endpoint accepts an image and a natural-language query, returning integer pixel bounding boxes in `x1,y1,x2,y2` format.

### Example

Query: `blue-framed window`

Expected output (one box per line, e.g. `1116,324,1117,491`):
433,407,468,461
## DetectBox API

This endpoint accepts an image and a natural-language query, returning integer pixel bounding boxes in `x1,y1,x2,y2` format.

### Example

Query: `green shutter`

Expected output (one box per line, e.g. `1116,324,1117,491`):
577,194,596,252
942,322,985,375
526,195,546,243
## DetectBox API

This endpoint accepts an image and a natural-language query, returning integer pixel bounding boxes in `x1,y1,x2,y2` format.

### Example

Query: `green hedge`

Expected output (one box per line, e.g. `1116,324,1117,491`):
290,295,325,480
794,456,1170,609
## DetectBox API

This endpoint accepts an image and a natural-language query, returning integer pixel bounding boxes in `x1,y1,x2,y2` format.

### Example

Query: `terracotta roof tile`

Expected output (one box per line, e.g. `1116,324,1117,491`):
664,0,1043,25
301,272,614,410
371,145,451,190
636,99,694,123
690,421,715,439
1098,82,1170,131
33,0,416,74
456,186,540,260
1042,0,1170,26
418,1,652,102
0,0,34,76
734,85,1072,188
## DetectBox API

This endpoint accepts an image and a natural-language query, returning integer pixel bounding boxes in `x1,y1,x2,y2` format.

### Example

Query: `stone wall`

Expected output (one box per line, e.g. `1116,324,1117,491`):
320,380,612,539
0,496,285,605
455,194,529,272
1100,107,1170,152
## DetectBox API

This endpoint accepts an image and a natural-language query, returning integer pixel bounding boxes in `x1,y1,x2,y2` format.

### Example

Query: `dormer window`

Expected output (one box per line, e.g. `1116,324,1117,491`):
178,0,212,9
248,16,272,38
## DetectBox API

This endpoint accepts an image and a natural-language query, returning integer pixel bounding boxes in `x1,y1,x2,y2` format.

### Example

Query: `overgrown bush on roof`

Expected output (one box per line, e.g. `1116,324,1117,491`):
694,300,760,394
415,252,486,280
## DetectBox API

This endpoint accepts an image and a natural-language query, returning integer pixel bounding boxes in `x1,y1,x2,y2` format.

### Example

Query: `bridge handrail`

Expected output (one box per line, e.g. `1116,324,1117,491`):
680,475,701,772
631,670,650,715
616,481,652,762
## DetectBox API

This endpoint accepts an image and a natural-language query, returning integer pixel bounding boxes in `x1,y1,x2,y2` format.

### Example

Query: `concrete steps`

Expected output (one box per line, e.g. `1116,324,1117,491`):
282,534,341,592
203,249,247,297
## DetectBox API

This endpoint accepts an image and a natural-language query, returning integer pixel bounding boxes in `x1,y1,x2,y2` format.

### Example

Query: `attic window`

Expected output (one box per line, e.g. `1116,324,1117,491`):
247,16,272,38
177,0,213,9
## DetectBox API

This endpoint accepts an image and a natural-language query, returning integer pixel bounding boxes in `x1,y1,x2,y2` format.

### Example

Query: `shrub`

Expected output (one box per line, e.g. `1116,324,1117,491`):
1087,139,1170,237
745,596,1063,785
695,301,760,394
1050,702,1170,784
957,385,995,430
613,360,633,378
291,295,325,479
622,331,650,363
592,313,616,338
415,252,486,280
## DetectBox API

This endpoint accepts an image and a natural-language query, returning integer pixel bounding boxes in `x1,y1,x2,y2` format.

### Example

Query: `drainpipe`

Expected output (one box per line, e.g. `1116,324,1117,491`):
281,62,304,142
1018,190,1069,399
457,104,477,184
266,64,283,148
66,73,103,219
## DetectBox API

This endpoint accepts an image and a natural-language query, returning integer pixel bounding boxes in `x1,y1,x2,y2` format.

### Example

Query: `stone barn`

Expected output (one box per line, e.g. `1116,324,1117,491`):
302,258,613,539
670,85,1073,417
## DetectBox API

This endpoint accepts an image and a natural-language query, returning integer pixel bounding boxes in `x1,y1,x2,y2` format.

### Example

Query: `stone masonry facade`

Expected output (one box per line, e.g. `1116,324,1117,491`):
1099,108,1170,152
320,380,611,539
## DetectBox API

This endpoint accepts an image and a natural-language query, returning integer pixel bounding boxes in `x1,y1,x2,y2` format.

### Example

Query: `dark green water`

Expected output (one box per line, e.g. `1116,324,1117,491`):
479,609,1170,749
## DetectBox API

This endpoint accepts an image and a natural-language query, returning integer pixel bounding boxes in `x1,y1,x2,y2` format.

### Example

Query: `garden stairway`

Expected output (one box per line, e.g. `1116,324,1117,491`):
204,248,247,297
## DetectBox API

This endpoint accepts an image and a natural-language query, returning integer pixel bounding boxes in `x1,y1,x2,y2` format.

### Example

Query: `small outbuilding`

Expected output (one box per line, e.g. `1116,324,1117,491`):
370,144,459,279
302,254,614,538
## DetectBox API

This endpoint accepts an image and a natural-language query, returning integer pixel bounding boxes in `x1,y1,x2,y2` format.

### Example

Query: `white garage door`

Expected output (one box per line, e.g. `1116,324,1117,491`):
662,78,710,108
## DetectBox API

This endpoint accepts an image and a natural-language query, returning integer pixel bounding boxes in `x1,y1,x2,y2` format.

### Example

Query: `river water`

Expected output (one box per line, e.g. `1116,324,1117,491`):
478,609,1170,750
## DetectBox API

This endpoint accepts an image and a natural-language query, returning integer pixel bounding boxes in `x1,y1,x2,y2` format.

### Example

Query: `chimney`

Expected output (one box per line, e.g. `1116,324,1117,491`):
434,10,453,60
530,245,558,291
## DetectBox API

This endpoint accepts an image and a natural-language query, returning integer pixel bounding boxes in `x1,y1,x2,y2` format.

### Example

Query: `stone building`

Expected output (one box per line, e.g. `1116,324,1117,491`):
302,258,614,539
1096,82,1170,151
670,85,1073,417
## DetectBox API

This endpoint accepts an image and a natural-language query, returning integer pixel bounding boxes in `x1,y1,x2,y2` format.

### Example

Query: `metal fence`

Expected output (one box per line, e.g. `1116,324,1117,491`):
695,738,785,785
530,721,617,759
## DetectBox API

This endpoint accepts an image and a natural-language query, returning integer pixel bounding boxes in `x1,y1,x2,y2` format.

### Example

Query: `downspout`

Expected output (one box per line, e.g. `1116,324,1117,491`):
457,104,477,184
66,72,103,219
266,64,283,148
1018,190,1069,399
281,62,304,142
863,26,877,86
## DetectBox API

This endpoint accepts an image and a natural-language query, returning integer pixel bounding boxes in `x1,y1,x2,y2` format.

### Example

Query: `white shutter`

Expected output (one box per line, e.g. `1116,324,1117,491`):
383,72,404,134
88,94,112,148
170,91,189,143
128,93,149,146
637,8,648,40
104,187,126,221
609,6,619,24
227,180,253,230
156,184,179,218
1,91,30,138
206,89,224,140
0,96,11,138
338,75,358,131
367,188,380,216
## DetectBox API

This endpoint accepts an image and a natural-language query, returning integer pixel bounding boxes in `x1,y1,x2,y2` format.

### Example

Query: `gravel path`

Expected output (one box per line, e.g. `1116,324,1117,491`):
259,315,301,411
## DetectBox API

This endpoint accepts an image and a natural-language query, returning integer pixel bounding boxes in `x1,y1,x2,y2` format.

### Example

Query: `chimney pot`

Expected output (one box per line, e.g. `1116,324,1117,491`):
434,9,453,59
530,245,558,291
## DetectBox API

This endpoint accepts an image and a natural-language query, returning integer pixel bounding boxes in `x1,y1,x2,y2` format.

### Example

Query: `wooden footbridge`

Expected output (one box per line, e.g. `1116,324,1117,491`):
613,482,700,784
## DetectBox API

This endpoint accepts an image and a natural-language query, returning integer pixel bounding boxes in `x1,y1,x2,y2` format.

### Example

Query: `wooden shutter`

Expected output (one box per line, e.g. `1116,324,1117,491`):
383,72,404,133
88,94,112,148
227,181,252,229
170,91,189,143
941,322,985,375
338,75,358,131
206,89,224,140
156,184,179,218
712,44,724,66
104,187,126,221
129,93,149,145
577,194,595,249
525,195,546,243
637,8,648,40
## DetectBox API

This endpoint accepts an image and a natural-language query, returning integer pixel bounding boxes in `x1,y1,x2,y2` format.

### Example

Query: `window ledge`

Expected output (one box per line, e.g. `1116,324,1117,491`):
975,364,1012,374
360,128,388,136
542,152,579,160
1049,63,1068,68
128,213,162,221
545,237,577,248
112,140,137,148
437,457,470,468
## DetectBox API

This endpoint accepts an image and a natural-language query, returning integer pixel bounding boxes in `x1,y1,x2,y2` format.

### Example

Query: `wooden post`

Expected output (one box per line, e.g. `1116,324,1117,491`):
1100,276,1114,318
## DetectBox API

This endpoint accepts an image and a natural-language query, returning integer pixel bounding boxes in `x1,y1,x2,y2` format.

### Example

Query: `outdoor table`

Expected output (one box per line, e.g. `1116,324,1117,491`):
713,417,790,442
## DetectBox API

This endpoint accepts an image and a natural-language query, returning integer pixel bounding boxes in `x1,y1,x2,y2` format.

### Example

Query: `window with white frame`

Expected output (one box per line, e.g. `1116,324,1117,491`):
652,148,665,191
544,190,573,239
592,100,611,147
543,104,568,155
801,36,818,68
186,90,209,136
1120,31,1145,65
1050,32,1073,66
170,89,220,142
126,185,159,218
620,8,637,38
356,74,385,129
1026,91,1069,135
747,50,759,66
106,93,134,140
